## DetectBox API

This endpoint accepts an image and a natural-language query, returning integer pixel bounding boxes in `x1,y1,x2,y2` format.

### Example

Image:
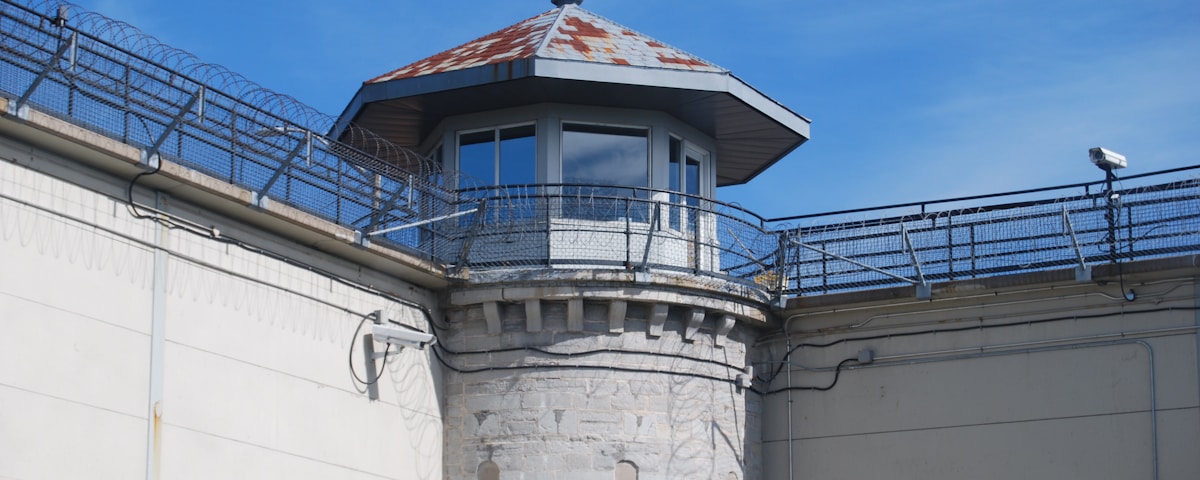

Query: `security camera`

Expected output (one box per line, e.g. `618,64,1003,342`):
371,324,437,350
1089,147,1127,170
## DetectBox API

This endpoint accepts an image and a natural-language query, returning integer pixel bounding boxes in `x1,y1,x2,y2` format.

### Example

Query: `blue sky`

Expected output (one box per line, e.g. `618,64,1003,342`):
70,0,1200,219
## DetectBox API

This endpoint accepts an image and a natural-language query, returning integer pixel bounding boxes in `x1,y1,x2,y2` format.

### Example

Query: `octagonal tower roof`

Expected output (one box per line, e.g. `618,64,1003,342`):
334,3,810,186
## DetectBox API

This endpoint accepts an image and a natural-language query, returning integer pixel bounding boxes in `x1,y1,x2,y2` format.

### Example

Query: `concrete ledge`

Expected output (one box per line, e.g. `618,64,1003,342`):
462,267,772,305
449,282,768,324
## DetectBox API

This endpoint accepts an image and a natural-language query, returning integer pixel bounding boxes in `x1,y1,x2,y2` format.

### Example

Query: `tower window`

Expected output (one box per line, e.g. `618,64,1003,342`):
669,136,704,231
561,123,649,221
458,124,536,189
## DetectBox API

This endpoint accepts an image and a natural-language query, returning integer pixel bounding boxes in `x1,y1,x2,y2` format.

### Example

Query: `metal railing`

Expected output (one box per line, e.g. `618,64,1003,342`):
444,184,780,291
0,0,457,259
2,0,1198,303
774,172,1200,296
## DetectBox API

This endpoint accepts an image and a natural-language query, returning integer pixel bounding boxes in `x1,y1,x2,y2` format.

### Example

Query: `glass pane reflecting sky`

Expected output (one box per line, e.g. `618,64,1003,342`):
499,125,536,185
562,124,647,187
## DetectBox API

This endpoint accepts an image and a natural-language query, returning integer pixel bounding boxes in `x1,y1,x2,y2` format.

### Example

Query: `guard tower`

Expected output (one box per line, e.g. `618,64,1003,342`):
335,1,810,478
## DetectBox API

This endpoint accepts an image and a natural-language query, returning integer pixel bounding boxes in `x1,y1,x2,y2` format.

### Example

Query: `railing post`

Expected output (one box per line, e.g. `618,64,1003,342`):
10,34,74,117
1125,204,1134,261
692,202,701,273
775,230,789,305
228,111,238,183
336,157,344,223
1062,205,1091,282
545,189,553,267
969,224,976,277
624,198,632,268
1104,168,1118,263
123,66,132,144
455,199,488,274
946,213,954,280
901,224,931,299
141,88,203,167
639,202,661,271
821,239,828,295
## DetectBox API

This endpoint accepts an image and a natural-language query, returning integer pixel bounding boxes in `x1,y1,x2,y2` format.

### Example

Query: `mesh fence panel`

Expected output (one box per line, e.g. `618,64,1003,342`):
448,185,779,292
781,178,1200,295
0,0,458,259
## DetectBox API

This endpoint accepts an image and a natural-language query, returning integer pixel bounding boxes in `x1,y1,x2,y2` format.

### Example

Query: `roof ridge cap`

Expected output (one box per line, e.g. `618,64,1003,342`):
533,6,571,58
553,6,728,73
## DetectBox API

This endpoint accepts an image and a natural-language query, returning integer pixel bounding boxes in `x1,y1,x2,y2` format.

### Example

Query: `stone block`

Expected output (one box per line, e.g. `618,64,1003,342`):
622,413,659,437
585,395,613,410
450,288,504,305
482,301,501,335
564,453,593,470
504,420,537,436
471,411,501,436
647,303,668,337
608,300,627,333
465,393,522,412
521,392,574,409
557,409,579,435
715,314,736,339
524,299,542,332
683,307,705,341
567,298,584,332
516,472,556,480
537,409,558,433
610,392,643,411
630,380,668,397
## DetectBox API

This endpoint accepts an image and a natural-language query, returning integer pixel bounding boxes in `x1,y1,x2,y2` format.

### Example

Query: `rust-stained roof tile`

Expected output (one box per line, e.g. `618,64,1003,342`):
366,4,723,84
366,9,558,83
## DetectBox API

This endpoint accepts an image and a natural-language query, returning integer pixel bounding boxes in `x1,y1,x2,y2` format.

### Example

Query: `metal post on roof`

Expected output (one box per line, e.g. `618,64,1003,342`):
142,89,204,168
1062,205,1092,282
901,224,932,299
454,200,489,275
790,239,920,287
255,139,309,207
366,199,469,236
364,183,411,234
551,0,584,6
10,37,74,118
638,202,662,272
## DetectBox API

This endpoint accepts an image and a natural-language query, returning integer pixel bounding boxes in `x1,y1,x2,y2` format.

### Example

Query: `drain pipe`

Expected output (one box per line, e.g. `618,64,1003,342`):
786,332,794,480
781,314,804,480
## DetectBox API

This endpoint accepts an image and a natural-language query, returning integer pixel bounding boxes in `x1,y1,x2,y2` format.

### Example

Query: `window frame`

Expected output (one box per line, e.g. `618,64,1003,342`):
558,121,651,189
455,121,538,189
558,121,653,223
668,135,709,232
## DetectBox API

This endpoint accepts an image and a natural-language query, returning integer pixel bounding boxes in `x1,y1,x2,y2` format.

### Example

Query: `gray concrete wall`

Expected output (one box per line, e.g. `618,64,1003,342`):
440,296,760,480
0,119,444,479
762,269,1200,479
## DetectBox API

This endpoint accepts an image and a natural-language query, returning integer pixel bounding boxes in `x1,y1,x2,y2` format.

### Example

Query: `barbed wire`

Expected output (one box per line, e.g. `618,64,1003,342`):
2,0,443,178
784,176,1200,295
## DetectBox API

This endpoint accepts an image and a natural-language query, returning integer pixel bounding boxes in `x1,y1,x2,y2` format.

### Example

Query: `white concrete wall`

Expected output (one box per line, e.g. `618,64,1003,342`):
0,136,443,479
763,277,1200,479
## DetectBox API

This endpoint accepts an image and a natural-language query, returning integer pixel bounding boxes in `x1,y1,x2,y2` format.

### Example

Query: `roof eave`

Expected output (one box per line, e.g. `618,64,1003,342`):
333,57,812,184
532,58,810,139
332,58,538,137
